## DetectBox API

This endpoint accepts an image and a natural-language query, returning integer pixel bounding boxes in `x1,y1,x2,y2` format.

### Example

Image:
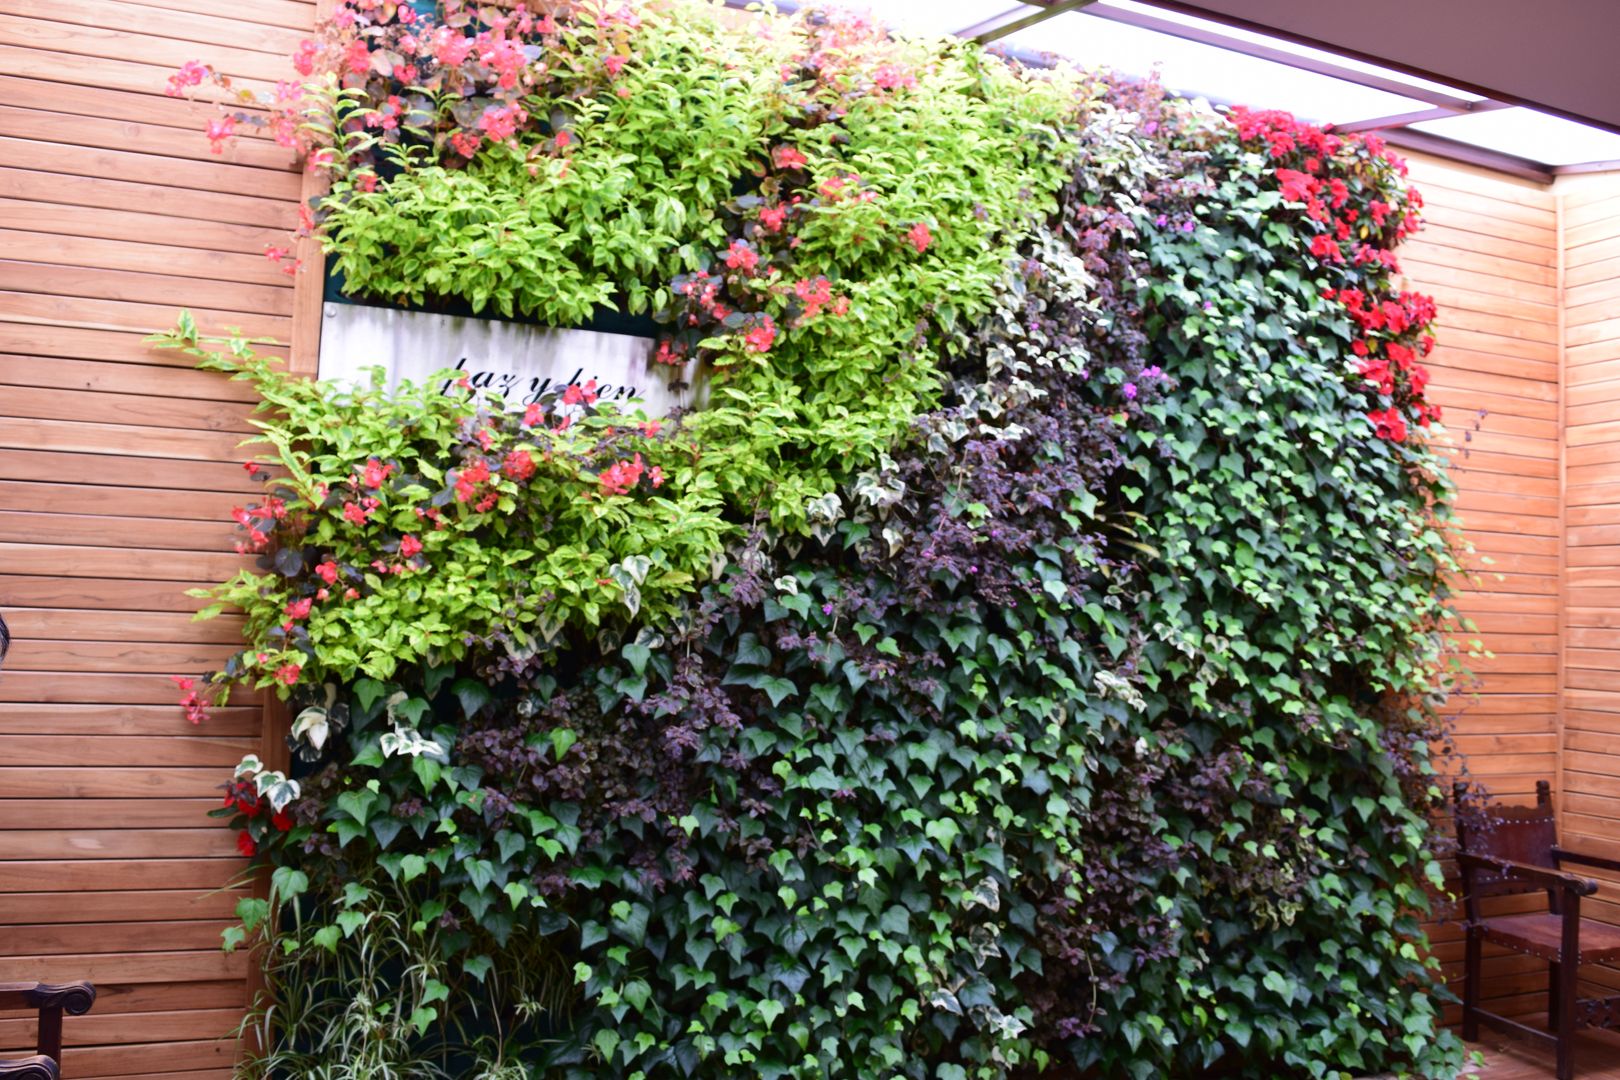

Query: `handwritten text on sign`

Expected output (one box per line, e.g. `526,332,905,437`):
316,304,705,416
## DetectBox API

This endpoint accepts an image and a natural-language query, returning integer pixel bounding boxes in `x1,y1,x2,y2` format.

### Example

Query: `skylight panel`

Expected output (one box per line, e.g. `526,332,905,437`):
1408,108,1620,167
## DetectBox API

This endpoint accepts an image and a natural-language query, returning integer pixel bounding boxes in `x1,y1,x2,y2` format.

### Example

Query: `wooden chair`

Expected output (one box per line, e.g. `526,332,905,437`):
1455,781,1620,1080
0,982,95,1080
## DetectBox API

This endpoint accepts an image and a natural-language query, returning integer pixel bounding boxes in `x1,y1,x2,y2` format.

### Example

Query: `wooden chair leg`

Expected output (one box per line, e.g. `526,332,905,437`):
1551,960,1562,1030
1556,952,1578,1080
1464,926,1482,1042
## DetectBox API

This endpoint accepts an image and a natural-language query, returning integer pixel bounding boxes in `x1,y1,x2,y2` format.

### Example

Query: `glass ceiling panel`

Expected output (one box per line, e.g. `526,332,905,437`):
1409,108,1620,167
1000,10,1431,126
1098,0,1486,104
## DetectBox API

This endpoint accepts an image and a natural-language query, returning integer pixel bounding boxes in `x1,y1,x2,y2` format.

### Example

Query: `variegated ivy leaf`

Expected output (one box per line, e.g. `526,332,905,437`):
234,754,263,779
292,707,330,751
379,725,448,762
251,769,300,813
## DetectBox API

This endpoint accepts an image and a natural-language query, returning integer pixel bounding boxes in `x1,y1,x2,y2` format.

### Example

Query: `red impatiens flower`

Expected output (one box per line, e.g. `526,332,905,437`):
772,145,808,170
271,809,294,832
399,534,423,558
361,457,391,489
342,501,370,526
1386,342,1416,370
522,402,544,427
274,662,302,686
1309,233,1342,262
316,559,340,585
285,597,313,620
1367,407,1408,443
906,222,932,254
723,240,759,274
1275,167,1318,203
744,317,777,353
503,449,536,482
237,831,258,858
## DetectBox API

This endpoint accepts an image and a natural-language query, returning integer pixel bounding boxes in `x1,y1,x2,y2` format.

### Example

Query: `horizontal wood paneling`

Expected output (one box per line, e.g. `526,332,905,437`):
0,0,312,1070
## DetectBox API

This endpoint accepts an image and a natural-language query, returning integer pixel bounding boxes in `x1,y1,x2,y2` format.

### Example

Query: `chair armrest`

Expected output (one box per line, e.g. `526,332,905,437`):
1457,852,1598,896
0,1057,60,1080
1552,846,1620,875
0,982,95,1015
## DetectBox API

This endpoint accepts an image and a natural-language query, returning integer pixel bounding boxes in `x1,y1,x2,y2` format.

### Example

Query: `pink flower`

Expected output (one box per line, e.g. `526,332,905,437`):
400,534,423,558
205,116,236,154
355,172,379,193
906,222,932,254
264,246,292,264
640,420,662,437
344,37,371,75
166,60,209,97
476,104,527,142
554,129,572,150
502,448,535,481
744,316,777,353
316,559,340,585
723,240,758,274
274,662,302,686
292,39,318,76
450,130,483,158
603,54,627,77
342,501,369,526
285,597,313,620
361,458,390,488
522,402,543,426
772,145,807,170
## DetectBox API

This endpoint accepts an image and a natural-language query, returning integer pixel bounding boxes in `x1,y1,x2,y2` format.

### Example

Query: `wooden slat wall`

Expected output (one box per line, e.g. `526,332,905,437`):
1558,172,1620,985
0,0,313,1074
1400,154,1565,1022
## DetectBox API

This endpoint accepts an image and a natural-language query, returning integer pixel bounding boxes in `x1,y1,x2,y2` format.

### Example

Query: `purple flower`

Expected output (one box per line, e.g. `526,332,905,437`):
821,603,834,615
1143,365,1163,380
1155,214,1168,228
1180,219,1195,232
1123,383,1138,400
1203,300,1215,311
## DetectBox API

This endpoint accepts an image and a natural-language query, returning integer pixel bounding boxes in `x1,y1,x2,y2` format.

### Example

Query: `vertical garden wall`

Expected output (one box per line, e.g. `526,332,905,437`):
141,2,1477,1077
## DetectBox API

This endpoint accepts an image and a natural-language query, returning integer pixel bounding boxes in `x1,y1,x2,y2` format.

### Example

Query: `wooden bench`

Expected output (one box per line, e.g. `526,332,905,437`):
0,983,96,1079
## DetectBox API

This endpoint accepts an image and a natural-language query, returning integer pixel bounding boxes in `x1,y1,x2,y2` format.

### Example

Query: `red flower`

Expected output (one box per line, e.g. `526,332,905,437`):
1275,168,1318,203
522,402,544,427
758,205,787,233
772,145,808,170
723,240,759,274
344,37,371,75
503,449,535,481
450,130,483,158
316,559,340,585
640,420,662,437
1386,342,1415,370
476,104,527,142
794,276,834,318
906,222,932,253
561,379,599,407
165,60,209,97
603,54,627,77
274,662,302,686
355,172,379,193
454,459,492,502
342,501,369,526
271,809,294,832
1367,407,1408,443
1309,233,1342,262
285,597,313,620
744,317,777,353
172,674,212,725
399,534,423,558
361,457,391,489
599,454,646,497
237,831,257,858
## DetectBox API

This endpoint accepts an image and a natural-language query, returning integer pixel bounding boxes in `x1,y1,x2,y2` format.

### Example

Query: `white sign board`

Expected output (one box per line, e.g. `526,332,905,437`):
317,303,705,416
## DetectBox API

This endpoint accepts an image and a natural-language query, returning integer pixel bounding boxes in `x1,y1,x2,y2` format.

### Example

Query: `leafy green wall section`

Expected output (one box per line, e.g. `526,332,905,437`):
165,4,1468,1077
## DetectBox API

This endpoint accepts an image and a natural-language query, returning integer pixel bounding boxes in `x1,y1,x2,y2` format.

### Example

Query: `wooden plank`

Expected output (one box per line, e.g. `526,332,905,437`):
0,449,260,492
0,801,238,830
3,638,242,673
0,43,281,103
0,199,287,259
0,860,247,892
0,354,262,404
0,480,247,523
0,14,297,82
0,828,239,860
0,416,253,463
0,542,247,582
0,1006,243,1049
0,259,293,318
0,736,250,768
0,383,258,432
0,135,299,201
0,164,296,228
1,610,244,646
0,510,238,551
0,575,227,613
0,104,298,171
2,0,306,55
0,289,291,341
0,75,284,142
0,672,259,706
0,704,256,736
0,228,291,289
0,920,232,955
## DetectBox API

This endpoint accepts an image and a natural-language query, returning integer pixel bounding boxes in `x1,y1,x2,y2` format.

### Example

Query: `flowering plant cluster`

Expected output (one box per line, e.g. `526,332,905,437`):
170,5,1467,1079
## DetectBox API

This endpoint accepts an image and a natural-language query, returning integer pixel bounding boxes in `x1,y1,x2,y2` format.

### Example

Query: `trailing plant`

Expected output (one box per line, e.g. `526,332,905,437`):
168,6,1470,1079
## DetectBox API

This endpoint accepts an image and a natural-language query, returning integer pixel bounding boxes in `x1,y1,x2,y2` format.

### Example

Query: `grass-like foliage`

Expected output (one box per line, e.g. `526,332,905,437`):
161,4,1468,1078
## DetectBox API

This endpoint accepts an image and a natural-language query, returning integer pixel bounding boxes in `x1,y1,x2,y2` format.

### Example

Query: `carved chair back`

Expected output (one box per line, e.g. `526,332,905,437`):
1454,780,1561,912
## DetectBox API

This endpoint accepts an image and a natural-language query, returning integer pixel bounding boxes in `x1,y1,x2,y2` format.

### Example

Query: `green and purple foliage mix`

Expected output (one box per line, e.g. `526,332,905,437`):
160,2,1470,1077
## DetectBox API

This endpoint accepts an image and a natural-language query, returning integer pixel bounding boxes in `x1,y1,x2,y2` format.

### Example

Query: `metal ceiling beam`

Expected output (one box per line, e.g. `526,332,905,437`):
960,0,1098,45
1333,98,1512,135
1076,1,1478,111
1377,127,1551,184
